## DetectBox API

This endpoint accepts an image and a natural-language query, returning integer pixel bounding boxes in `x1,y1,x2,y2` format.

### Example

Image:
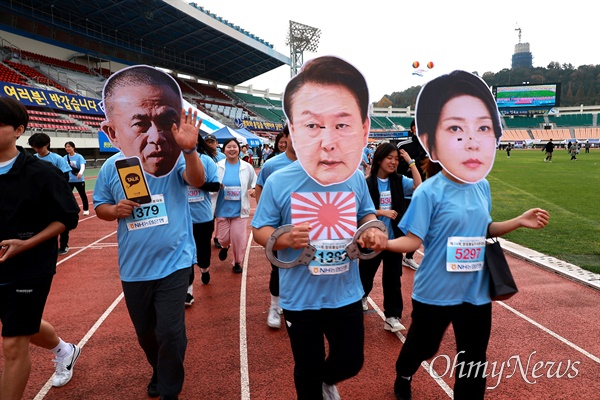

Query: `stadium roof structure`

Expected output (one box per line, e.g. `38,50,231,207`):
0,0,291,85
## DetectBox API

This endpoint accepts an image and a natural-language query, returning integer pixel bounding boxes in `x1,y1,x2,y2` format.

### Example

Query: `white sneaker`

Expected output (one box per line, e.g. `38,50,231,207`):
52,344,81,387
267,305,281,329
322,383,341,400
361,297,368,311
402,257,420,271
82,210,89,216
384,317,406,333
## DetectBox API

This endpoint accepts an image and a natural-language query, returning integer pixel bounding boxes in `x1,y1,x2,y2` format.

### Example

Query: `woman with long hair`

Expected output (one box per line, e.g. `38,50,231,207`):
360,143,421,333
214,138,257,273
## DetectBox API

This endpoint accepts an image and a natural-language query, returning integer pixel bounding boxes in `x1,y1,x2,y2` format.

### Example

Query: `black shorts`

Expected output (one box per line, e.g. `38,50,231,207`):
0,276,53,337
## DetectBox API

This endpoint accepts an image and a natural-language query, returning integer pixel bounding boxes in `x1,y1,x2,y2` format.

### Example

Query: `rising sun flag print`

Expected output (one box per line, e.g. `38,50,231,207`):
291,192,357,241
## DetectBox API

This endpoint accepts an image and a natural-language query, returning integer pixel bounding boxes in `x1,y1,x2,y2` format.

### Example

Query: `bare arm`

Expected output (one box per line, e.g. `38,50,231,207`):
254,184,263,204
253,223,311,250
385,232,422,254
488,208,550,237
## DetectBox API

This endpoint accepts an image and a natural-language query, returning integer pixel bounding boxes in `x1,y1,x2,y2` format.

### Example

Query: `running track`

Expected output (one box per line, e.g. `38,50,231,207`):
3,191,599,400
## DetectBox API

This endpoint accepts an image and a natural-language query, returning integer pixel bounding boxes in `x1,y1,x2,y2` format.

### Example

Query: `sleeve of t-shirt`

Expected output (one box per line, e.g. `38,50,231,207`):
401,176,415,196
399,187,432,240
92,163,117,208
251,178,281,229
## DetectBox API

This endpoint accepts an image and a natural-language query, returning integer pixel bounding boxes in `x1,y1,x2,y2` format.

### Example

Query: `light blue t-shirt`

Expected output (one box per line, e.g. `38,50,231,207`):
36,152,71,173
376,176,414,239
256,152,294,187
0,154,18,175
399,173,493,306
215,161,241,218
214,152,226,162
92,152,195,282
64,153,86,183
251,162,376,311
188,154,219,224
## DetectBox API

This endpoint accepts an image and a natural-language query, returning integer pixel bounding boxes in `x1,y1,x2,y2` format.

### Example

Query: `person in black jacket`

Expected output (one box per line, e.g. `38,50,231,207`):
360,143,421,333
0,97,81,398
396,120,427,270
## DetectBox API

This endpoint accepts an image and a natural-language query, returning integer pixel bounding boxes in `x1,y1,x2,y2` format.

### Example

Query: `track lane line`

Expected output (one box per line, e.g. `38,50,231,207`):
35,230,123,399
240,231,253,400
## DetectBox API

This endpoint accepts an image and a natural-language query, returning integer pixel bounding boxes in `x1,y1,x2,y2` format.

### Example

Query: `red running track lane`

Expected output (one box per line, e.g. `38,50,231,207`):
2,196,599,399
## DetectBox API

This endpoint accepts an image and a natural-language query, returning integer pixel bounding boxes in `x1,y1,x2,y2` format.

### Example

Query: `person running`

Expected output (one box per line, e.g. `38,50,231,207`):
214,138,257,274
252,56,387,399
0,97,81,399
64,141,90,216
254,125,296,329
28,133,74,255
385,70,550,400
185,134,220,306
93,65,205,400
359,143,421,333
544,139,555,162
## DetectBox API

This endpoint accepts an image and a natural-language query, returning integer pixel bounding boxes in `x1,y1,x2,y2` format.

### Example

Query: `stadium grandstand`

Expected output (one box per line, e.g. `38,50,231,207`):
0,0,598,167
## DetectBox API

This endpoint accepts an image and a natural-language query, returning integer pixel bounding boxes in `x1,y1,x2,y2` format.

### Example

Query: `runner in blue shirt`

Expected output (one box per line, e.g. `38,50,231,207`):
28,132,74,255
252,56,387,399
255,125,296,329
64,141,89,216
384,70,550,400
93,65,205,400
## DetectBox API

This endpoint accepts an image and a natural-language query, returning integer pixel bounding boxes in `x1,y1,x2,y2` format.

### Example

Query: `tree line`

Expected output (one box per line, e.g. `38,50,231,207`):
379,63,600,109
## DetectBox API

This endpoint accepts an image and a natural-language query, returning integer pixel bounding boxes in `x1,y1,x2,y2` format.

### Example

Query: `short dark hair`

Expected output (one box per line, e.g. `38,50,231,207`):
102,65,182,117
28,132,51,149
222,138,240,152
283,56,369,123
65,141,76,149
0,96,28,130
415,70,502,154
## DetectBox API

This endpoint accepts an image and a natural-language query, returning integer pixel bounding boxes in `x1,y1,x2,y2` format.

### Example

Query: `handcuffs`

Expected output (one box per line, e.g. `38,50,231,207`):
264,220,388,269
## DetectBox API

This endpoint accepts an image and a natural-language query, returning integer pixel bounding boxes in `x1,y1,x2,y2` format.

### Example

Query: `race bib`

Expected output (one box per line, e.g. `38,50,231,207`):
125,194,168,231
187,186,204,203
446,236,486,272
380,190,392,210
224,185,241,201
291,191,357,275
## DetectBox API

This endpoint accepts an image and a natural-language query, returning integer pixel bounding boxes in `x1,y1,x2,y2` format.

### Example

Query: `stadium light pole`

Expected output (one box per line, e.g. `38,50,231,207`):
286,21,321,77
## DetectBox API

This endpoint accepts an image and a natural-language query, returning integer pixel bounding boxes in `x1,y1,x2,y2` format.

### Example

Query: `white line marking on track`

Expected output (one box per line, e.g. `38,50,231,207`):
498,301,600,364
368,299,454,398
240,232,253,400
56,231,117,265
35,231,123,399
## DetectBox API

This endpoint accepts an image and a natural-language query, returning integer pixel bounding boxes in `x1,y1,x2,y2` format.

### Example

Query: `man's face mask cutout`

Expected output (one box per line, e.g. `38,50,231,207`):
283,56,370,187
100,65,183,178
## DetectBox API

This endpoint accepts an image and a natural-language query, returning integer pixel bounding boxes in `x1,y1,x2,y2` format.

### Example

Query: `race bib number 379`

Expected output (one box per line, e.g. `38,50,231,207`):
126,194,169,231
446,236,486,272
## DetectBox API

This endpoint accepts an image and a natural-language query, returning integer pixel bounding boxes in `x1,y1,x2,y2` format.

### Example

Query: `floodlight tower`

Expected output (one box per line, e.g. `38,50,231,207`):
286,20,321,77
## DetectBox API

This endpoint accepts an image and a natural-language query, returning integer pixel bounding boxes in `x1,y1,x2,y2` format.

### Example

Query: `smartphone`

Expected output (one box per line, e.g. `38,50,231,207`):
115,156,152,204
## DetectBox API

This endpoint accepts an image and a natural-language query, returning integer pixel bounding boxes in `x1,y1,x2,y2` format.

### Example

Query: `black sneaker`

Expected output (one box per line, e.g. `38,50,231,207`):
58,247,69,255
185,293,194,307
232,263,243,274
147,371,159,398
213,238,222,248
218,247,229,261
394,376,412,400
201,271,210,285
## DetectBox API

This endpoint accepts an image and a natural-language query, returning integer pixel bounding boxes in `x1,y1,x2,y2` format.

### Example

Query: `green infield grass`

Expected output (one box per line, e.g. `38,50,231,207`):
489,148,599,272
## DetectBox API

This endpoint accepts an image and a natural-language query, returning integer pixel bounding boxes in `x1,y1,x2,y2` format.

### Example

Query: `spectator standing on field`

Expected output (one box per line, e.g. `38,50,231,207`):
543,139,555,162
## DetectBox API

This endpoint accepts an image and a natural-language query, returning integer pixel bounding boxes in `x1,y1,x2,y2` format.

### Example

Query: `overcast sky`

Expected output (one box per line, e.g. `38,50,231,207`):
190,0,597,101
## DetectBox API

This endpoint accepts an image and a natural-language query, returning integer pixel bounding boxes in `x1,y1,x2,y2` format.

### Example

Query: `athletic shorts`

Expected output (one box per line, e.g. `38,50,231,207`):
0,276,53,337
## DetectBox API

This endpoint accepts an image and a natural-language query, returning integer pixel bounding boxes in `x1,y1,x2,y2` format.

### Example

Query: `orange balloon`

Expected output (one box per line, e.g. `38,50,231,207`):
427,61,434,69
412,61,420,68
